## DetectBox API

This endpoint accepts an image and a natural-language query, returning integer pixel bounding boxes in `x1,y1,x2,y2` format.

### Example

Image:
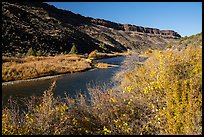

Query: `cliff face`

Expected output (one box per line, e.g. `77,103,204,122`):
91,19,181,39
2,2,181,56
123,24,181,38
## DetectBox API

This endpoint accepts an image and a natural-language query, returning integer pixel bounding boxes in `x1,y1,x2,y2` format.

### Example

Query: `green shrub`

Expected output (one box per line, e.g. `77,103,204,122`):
36,50,44,56
64,51,67,55
69,43,78,54
26,47,36,56
99,42,107,52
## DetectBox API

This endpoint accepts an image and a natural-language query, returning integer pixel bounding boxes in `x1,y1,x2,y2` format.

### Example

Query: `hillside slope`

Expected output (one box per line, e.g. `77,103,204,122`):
167,33,202,50
2,2,181,57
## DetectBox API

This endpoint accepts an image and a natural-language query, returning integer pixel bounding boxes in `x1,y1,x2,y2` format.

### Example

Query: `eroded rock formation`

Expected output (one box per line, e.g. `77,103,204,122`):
2,2,181,56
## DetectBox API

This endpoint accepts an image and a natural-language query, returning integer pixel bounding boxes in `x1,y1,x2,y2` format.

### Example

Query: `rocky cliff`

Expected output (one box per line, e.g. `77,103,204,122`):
2,2,181,56
91,19,180,38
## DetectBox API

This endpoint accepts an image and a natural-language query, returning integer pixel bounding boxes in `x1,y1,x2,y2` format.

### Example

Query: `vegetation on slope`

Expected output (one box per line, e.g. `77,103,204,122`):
119,45,202,134
166,32,202,50
2,34,202,135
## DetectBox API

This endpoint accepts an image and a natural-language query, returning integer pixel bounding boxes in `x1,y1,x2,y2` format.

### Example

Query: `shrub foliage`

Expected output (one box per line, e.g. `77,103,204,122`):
2,43,202,135
121,45,202,134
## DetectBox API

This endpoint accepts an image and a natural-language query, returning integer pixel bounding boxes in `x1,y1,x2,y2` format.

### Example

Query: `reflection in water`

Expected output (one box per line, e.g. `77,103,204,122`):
2,56,126,107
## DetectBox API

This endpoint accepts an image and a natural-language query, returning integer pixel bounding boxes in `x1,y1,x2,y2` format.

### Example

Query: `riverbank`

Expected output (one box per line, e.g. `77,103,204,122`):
2,52,128,84
3,45,202,135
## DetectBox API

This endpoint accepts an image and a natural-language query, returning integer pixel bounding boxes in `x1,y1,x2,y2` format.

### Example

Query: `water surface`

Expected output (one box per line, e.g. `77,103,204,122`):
2,56,126,107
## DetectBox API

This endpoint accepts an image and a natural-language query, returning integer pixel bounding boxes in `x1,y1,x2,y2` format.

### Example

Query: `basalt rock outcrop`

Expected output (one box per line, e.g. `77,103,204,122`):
90,19,180,39
2,2,181,57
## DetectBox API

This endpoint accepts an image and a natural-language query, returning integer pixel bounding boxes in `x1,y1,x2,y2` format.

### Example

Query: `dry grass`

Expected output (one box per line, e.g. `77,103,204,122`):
2,81,155,135
2,52,127,82
96,52,129,59
88,51,129,60
2,54,91,82
94,63,116,68
2,43,201,135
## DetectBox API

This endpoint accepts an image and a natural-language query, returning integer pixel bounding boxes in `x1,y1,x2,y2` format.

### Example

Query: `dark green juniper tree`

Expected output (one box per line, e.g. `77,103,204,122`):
26,47,36,56
69,43,78,54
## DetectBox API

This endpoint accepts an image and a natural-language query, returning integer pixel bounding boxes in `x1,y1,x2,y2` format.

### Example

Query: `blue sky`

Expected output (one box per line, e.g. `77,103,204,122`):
47,2,202,37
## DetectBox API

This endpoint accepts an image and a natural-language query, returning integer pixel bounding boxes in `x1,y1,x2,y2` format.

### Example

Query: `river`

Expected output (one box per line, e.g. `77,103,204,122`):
2,56,126,107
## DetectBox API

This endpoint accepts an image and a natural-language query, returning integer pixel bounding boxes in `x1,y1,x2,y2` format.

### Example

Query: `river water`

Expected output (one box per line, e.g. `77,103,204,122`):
2,56,126,107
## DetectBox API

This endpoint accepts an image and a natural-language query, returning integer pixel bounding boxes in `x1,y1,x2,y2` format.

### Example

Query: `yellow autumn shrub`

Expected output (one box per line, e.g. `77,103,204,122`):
122,45,202,134
2,43,202,135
